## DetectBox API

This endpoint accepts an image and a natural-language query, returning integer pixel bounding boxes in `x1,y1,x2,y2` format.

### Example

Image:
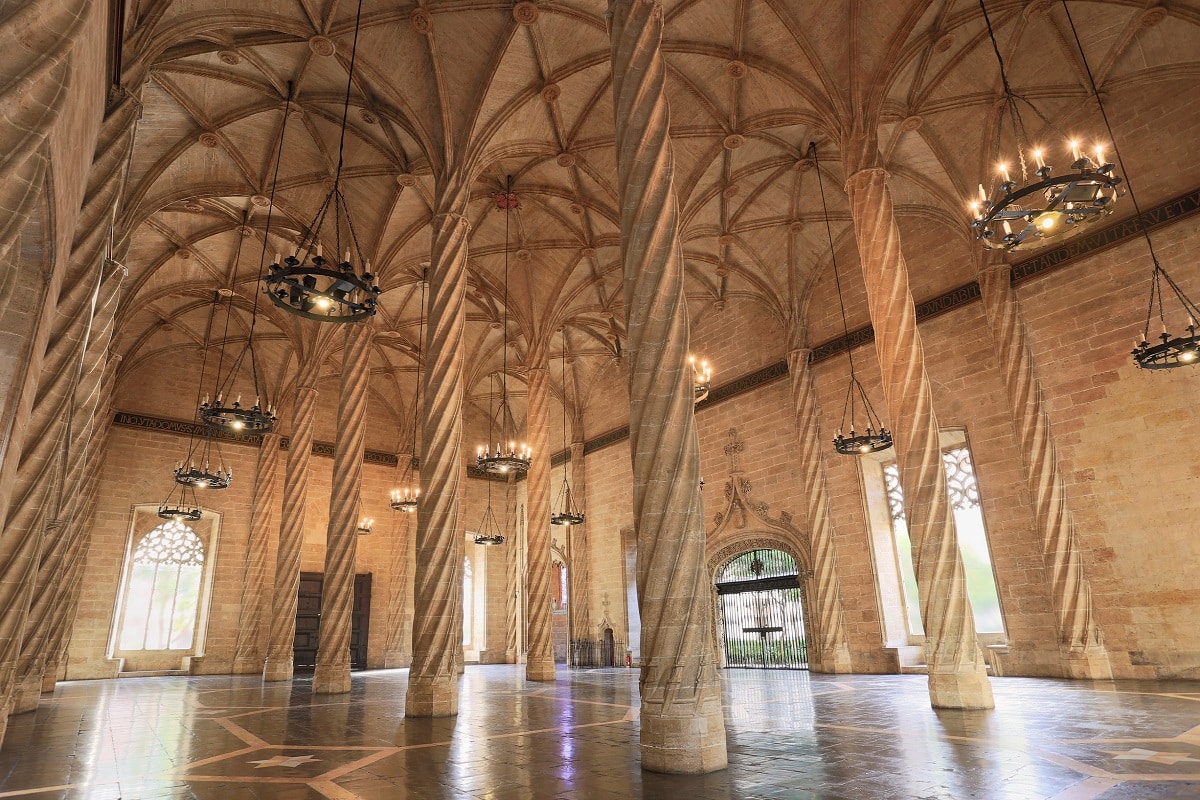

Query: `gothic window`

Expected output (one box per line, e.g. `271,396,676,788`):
884,446,1004,635
117,520,207,651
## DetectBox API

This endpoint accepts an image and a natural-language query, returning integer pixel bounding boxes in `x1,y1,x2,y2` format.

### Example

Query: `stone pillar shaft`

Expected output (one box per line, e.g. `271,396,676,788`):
504,473,520,663
842,163,992,709
406,191,470,717
263,378,319,681
567,440,591,653
609,0,727,773
313,324,372,694
786,346,854,674
524,366,554,681
383,479,415,669
977,263,1110,679
232,433,282,673
14,259,126,710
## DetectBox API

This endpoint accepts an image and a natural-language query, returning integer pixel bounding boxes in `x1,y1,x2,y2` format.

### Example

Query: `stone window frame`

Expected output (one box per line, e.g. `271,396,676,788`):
108,505,222,669
858,429,1008,650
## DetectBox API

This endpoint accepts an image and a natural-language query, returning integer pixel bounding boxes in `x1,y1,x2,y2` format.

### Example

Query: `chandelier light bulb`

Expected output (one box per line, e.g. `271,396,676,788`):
998,163,1010,183
1033,149,1046,169
1070,140,1081,161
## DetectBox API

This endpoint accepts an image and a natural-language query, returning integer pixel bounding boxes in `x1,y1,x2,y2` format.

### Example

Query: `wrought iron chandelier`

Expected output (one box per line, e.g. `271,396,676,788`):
473,457,507,547
810,142,893,456
690,355,712,404
163,297,235,501
968,0,1122,252
390,272,426,511
200,86,301,434
356,515,374,535
263,0,380,323
476,176,531,475
551,329,584,526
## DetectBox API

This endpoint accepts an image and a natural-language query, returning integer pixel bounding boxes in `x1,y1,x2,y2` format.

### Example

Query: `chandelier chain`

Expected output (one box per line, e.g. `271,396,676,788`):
1059,0,1161,277
809,142,857,396
246,84,292,343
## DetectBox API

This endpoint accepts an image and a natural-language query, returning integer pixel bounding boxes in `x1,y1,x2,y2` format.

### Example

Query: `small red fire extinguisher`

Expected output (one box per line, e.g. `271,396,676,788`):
625,653,632,668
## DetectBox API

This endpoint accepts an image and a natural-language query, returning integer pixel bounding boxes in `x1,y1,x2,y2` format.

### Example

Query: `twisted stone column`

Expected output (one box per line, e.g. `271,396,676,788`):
406,190,470,717
504,473,520,662
978,262,1111,679
263,366,321,681
383,487,415,668
0,0,87,312
524,366,555,681
786,346,854,674
842,162,992,709
313,324,372,694
13,259,126,710
567,439,591,652
609,0,727,772
42,353,120,689
232,433,282,673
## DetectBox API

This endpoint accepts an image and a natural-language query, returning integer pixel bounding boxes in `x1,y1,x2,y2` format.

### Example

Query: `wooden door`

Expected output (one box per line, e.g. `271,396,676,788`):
293,572,372,671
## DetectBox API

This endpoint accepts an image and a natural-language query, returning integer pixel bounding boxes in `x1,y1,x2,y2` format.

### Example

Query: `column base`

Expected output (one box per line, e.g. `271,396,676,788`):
41,664,58,694
640,703,728,773
405,678,459,717
1062,646,1113,680
928,668,995,710
383,652,412,669
231,655,264,675
813,643,854,674
312,662,351,694
12,671,45,714
526,658,556,682
262,655,294,682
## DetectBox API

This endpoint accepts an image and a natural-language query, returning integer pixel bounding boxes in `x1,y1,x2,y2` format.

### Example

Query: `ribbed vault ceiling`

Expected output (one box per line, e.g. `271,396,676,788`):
111,0,1200,448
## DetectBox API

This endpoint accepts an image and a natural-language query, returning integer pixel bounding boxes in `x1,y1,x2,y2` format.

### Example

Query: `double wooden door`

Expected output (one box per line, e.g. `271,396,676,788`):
293,572,372,671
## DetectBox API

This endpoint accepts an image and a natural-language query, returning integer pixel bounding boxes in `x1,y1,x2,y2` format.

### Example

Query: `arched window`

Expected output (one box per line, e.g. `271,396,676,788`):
117,520,206,651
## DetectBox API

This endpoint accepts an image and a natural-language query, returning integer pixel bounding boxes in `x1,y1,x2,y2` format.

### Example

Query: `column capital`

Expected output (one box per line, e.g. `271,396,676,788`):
103,258,129,279
844,166,890,194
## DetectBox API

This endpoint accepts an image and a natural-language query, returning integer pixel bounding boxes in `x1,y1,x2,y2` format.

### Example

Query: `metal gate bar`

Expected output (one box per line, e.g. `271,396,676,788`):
716,550,808,670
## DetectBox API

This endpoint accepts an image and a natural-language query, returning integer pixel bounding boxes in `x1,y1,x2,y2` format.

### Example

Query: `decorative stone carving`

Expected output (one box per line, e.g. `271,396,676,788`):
513,2,539,25
308,35,336,56
540,83,561,103
250,194,270,207
198,132,220,148
410,9,434,34
397,173,417,187
722,133,745,150
360,108,378,124
218,50,241,65
900,115,923,132
556,152,576,167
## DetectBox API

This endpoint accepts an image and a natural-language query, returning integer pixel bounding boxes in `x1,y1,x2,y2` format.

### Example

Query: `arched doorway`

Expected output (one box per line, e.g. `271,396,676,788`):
715,549,808,670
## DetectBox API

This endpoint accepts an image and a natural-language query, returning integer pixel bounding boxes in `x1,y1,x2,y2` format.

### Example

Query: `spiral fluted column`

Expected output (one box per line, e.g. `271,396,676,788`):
0,0,87,312
524,366,555,681
567,439,591,651
263,369,320,682
406,189,470,717
231,433,282,674
842,162,992,709
13,259,126,710
383,483,415,668
504,473,520,663
42,353,119,690
313,324,372,694
609,0,727,772
786,346,854,674
978,262,1111,679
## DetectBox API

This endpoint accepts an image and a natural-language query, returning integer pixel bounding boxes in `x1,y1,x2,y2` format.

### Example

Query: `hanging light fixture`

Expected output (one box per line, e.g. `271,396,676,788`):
551,329,585,527
690,355,712,403
160,296,234,511
476,176,532,475
474,443,507,547
200,86,300,433
263,0,380,322
809,142,893,456
968,0,1122,252
356,515,375,535
1025,2,1200,370
389,270,426,511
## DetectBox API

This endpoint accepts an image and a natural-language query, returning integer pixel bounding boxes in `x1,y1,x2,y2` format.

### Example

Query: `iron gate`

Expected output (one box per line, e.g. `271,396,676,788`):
716,549,808,670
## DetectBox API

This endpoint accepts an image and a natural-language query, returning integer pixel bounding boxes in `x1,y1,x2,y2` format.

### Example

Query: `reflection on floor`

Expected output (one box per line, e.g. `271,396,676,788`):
1,666,1198,799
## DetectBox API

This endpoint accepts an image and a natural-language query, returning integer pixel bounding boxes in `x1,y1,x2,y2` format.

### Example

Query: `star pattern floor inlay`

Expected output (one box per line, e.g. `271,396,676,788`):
1,666,1198,799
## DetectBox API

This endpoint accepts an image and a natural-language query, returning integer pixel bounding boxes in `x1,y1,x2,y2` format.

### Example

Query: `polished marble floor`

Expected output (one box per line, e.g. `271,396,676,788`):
1,666,1198,799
